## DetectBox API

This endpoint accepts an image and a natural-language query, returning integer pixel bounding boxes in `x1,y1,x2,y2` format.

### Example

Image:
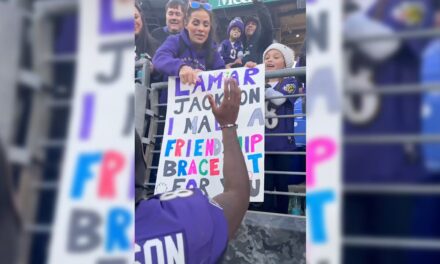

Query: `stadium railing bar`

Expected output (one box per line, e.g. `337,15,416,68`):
345,28,440,43
344,236,440,250
344,184,440,195
346,83,440,94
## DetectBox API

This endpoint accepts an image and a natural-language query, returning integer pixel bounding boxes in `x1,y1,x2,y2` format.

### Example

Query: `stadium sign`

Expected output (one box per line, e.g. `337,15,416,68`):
209,0,278,10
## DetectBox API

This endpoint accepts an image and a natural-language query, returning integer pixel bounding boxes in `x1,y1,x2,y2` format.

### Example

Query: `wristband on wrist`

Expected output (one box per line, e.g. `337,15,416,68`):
220,123,238,129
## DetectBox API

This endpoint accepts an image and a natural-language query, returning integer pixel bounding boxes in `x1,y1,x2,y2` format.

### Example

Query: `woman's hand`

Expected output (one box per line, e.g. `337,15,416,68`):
179,65,201,85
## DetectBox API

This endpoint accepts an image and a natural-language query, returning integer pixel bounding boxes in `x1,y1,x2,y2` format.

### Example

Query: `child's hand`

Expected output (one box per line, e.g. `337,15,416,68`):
244,61,257,68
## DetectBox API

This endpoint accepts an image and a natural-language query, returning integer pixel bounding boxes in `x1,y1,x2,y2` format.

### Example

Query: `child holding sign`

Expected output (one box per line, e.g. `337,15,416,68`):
135,78,249,264
253,43,304,213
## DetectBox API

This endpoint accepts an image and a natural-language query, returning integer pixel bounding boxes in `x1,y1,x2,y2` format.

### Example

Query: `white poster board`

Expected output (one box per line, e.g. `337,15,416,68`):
49,0,134,263
155,65,266,202
307,0,342,263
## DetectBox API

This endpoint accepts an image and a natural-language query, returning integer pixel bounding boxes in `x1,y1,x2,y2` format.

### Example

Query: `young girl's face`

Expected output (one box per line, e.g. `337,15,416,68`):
229,27,241,40
186,9,211,48
264,49,286,71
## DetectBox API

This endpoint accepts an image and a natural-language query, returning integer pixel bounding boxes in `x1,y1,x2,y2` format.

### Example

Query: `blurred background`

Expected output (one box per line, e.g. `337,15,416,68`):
343,0,440,263
0,0,78,263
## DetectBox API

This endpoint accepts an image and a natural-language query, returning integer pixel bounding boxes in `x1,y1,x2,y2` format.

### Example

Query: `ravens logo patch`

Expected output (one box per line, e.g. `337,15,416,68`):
392,2,425,26
283,83,296,94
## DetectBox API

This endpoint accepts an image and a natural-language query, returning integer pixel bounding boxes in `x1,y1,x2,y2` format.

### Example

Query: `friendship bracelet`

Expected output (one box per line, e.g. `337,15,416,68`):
220,124,238,130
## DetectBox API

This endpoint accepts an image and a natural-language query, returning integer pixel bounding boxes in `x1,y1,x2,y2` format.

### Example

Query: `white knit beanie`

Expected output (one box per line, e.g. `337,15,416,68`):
263,43,295,68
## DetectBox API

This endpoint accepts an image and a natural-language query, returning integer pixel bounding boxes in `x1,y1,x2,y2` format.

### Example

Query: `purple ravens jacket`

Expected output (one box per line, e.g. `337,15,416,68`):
135,188,228,264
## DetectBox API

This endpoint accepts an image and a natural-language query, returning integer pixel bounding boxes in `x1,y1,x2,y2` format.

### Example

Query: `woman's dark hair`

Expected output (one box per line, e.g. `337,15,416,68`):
135,2,159,57
185,6,217,69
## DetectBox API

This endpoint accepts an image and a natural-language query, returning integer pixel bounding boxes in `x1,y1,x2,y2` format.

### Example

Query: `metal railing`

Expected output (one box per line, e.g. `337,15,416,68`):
12,1,79,264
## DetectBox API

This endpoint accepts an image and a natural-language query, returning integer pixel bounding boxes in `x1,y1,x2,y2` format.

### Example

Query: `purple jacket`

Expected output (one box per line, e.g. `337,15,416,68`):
135,188,228,264
265,77,299,151
219,39,244,65
153,29,225,103
367,0,434,54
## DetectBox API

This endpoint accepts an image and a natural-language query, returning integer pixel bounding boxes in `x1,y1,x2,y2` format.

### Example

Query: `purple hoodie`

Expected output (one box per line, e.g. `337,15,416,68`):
153,29,225,103
135,188,228,264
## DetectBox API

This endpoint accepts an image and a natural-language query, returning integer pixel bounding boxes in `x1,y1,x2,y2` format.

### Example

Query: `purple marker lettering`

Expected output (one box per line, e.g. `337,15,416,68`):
100,0,133,34
168,118,174,135
79,93,95,140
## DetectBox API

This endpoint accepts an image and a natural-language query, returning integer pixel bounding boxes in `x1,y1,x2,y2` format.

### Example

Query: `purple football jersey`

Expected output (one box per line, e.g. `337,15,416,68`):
265,77,299,151
367,0,434,54
135,188,228,264
219,39,244,64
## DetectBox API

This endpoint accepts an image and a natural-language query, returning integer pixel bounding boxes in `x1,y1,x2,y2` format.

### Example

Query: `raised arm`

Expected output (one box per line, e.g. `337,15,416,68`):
208,78,250,240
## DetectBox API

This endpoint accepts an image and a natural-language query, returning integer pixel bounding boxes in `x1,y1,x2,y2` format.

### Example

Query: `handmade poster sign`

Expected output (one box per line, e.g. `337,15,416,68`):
49,0,134,263
155,65,266,202
307,0,342,263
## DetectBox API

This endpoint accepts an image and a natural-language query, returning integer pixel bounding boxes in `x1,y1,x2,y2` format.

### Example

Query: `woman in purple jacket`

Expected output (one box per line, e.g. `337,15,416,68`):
152,1,225,103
